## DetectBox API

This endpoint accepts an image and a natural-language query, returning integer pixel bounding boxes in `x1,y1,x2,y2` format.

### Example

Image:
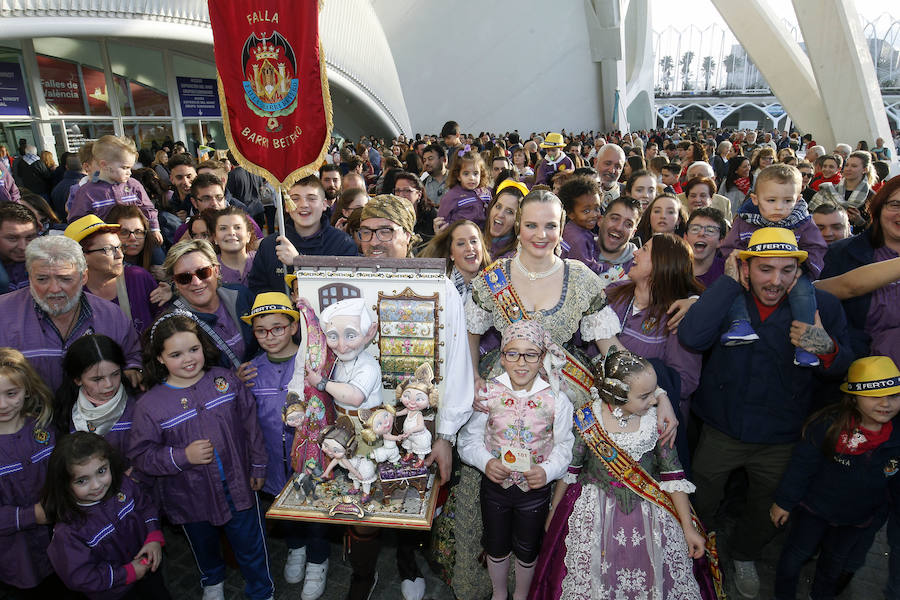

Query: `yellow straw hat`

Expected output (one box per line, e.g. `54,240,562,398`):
64,215,120,243
540,132,565,149
241,292,300,324
737,227,808,263
840,356,900,397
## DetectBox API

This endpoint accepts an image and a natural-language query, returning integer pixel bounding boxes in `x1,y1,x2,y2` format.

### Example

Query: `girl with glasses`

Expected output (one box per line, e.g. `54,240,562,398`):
107,204,166,281
458,320,573,600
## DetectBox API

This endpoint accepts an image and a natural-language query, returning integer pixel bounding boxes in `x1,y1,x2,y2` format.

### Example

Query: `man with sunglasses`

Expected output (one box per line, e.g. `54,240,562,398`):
0,233,142,392
798,160,817,203
248,175,357,295
343,194,473,600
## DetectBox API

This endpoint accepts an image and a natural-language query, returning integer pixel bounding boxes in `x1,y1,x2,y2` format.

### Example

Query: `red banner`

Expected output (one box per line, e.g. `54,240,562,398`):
208,0,332,187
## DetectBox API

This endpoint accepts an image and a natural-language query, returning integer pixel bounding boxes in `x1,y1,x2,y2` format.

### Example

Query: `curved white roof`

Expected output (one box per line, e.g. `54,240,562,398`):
0,0,411,136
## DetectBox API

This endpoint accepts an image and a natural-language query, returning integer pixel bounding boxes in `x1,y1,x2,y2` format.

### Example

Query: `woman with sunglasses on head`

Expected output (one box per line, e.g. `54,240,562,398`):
163,238,256,368
64,215,171,334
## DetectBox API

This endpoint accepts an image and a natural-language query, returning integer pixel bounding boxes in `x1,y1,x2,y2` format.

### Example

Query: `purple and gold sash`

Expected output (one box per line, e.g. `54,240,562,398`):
574,404,726,599
481,261,594,395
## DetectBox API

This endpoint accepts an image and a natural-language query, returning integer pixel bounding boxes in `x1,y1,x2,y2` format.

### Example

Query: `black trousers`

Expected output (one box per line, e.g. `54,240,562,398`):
480,477,552,563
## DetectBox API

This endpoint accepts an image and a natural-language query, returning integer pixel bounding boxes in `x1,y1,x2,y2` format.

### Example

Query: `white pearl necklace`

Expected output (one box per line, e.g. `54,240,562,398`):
514,254,562,281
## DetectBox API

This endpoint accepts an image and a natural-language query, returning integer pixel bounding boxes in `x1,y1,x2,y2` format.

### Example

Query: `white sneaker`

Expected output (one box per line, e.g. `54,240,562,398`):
301,559,329,600
400,576,426,600
202,581,225,600
284,547,307,584
733,560,760,598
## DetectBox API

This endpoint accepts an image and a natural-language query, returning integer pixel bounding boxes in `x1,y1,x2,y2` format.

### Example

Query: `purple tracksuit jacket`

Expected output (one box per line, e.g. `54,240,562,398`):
437,185,491,229
560,222,602,275
0,417,55,589
68,177,159,232
0,289,142,392
47,477,161,600
249,353,299,496
127,368,267,526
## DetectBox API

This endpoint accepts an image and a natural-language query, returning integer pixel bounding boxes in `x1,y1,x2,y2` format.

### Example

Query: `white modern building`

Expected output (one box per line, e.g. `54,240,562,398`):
0,0,412,158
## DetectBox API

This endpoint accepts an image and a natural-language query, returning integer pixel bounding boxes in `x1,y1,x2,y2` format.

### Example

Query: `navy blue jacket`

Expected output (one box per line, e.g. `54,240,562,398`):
50,170,83,218
248,220,357,295
775,416,900,526
821,228,876,360
678,276,854,444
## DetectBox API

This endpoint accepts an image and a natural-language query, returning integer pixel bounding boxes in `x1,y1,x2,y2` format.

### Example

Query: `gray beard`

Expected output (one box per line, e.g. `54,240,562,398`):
32,287,83,317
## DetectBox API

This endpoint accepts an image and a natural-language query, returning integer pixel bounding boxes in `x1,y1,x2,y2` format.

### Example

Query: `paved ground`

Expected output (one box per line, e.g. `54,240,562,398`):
131,520,894,599
0,514,890,599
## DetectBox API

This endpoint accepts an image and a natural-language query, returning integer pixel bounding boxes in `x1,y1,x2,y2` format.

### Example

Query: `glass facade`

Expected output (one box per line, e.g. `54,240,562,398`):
0,37,222,159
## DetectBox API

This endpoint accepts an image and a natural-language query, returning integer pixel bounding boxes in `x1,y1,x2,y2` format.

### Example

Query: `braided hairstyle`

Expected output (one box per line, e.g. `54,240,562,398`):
591,346,652,406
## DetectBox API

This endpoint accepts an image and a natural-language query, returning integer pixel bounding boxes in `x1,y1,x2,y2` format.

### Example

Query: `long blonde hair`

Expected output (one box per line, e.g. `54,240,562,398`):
0,348,52,428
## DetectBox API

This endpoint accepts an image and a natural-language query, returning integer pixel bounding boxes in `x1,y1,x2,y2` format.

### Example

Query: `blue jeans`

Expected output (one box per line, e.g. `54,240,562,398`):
727,272,816,326
774,507,863,600
182,486,273,600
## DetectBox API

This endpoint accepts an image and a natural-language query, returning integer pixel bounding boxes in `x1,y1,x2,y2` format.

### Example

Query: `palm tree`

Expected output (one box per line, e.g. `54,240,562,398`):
701,56,717,90
659,55,674,91
722,53,744,90
680,51,695,91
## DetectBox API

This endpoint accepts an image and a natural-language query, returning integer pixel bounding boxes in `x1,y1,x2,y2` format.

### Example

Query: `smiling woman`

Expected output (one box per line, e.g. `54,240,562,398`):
163,238,256,367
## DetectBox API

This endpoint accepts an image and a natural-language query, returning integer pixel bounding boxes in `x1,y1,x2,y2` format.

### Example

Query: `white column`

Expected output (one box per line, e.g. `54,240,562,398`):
792,0,896,159
710,0,834,148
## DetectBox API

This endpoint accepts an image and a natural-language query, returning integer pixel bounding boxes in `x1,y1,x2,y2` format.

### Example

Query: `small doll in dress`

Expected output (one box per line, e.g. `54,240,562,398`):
360,405,403,465
394,363,439,468
319,416,377,503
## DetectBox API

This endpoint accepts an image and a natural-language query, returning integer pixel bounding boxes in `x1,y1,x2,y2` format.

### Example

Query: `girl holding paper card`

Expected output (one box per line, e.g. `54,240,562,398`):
458,320,574,600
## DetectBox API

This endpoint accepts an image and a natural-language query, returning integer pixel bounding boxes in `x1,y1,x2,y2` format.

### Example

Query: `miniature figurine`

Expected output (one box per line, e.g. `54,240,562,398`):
360,405,402,465
394,362,439,468
306,298,383,456
292,458,324,503
319,416,377,503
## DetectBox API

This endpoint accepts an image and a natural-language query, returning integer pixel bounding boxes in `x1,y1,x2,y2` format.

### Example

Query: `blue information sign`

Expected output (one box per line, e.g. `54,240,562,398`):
0,62,30,116
176,76,221,117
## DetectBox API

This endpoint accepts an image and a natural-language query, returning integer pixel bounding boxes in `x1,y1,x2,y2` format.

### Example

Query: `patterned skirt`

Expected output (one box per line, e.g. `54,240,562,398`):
530,482,701,600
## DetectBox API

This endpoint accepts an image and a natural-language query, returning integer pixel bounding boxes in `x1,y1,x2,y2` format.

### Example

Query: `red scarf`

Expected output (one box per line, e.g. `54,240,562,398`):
734,177,751,195
810,172,841,191
836,419,893,455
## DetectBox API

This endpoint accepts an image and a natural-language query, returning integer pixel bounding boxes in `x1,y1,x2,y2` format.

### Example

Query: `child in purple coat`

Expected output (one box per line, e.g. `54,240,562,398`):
68,135,163,247
43,432,170,600
718,165,828,367
0,347,59,595
128,310,273,600
242,292,334,599
436,149,492,230
558,178,603,274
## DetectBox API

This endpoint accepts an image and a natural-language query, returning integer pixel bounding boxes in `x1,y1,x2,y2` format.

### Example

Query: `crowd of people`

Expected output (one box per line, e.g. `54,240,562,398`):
0,121,898,600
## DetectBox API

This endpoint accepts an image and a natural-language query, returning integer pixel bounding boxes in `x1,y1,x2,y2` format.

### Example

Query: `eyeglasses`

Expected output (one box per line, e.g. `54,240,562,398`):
501,350,543,363
253,325,288,338
686,224,721,236
172,265,214,285
884,200,900,214
84,244,123,257
357,227,398,242
394,187,419,195
800,172,813,179
118,228,146,239
197,194,225,203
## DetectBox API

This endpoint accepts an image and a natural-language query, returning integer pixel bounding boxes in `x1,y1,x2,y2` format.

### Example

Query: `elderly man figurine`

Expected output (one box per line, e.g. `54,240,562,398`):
305,298,383,457
0,235,141,391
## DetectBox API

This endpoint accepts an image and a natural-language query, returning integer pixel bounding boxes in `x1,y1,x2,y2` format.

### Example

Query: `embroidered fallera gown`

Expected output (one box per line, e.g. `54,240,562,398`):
530,407,702,600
